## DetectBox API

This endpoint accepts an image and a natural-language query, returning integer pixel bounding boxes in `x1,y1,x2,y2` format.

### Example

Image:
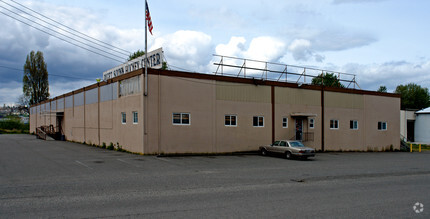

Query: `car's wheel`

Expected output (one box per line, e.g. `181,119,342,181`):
261,149,267,156
285,152,292,159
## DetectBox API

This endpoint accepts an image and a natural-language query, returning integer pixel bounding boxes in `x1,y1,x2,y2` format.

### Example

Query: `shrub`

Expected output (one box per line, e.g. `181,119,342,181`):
102,142,106,149
0,118,29,133
107,142,114,150
116,142,124,152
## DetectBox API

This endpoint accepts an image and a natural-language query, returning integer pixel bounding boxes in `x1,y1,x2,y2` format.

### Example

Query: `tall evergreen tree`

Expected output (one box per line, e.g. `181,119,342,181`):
23,50,49,105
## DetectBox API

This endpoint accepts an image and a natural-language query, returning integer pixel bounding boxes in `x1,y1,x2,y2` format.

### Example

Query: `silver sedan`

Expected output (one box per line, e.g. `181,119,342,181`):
259,140,316,159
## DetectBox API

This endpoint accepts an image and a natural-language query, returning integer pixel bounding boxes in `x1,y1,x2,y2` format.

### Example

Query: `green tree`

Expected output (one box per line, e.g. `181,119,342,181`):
311,73,345,88
161,61,168,70
395,83,430,110
128,50,145,61
129,50,168,70
23,51,49,105
377,85,387,93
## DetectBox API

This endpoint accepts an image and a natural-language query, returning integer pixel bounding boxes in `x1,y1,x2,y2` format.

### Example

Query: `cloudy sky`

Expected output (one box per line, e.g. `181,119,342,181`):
1,0,429,106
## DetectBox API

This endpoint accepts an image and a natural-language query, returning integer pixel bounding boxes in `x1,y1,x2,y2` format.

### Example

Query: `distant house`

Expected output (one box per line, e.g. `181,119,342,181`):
415,107,430,143
20,116,29,124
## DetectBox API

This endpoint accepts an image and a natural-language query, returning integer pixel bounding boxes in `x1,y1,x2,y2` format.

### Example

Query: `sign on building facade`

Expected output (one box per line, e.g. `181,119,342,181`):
103,47,164,81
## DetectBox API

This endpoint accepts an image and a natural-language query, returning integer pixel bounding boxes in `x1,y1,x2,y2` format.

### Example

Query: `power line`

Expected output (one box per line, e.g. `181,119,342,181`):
1,0,129,57
6,0,131,55
0,65,97,80
0,11,125,63
0,5,128,61
0,65,21,71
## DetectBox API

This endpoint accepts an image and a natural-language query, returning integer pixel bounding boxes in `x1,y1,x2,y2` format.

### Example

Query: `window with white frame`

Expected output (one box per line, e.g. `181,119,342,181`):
378,121,387,130
253,116,264,127
121,112,126,124
225,115,237,126
282,117,288,128
119,75,141,97
330,119,339,129
350,120,358,130
133,111,138,124
173,113,190,125
309,118,315,129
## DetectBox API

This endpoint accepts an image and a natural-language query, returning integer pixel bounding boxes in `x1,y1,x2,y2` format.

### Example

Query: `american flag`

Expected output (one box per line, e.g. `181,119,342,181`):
146,1,153,35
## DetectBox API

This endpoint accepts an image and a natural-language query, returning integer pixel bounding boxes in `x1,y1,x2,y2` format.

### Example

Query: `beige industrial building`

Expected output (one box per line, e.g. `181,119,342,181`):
30,68,401,154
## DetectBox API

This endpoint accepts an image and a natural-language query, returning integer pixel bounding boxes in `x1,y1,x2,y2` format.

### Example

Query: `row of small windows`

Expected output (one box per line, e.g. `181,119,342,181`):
119,112,388,131
330,119,387,131
121,112,138,124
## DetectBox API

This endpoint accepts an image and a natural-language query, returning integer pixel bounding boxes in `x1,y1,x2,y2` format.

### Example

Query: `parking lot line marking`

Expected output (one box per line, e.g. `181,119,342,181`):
117,158,140,167
156,157,171,163
75,160,92,169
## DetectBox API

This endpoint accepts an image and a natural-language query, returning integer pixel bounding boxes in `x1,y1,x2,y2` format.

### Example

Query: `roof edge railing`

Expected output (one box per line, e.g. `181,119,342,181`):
213,54,360,89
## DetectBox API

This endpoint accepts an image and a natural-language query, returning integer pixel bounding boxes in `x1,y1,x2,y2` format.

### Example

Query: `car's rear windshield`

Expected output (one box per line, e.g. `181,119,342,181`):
289,141,305,147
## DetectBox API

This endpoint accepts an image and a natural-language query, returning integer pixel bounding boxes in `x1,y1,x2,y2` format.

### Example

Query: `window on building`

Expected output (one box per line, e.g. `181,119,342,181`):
119,75,141,97
378,121,387,130
350,120,358,130
121,112,126,124
282,117,288,128
330,119,339,129
173,113,190,125
309,118,315,129
225,115,237,126
133,111,138,124
253,116,264,127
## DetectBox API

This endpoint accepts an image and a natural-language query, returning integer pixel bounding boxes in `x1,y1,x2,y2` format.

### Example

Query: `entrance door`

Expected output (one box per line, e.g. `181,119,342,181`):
407,120,415,142
295,119,303,141
56,112,65,140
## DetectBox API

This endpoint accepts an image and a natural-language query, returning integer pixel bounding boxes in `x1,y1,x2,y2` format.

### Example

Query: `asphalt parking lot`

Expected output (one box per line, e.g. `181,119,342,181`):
1,134,429,218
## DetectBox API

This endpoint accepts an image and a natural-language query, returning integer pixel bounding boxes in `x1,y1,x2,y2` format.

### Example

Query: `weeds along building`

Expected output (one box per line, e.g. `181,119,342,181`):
29,57,401,154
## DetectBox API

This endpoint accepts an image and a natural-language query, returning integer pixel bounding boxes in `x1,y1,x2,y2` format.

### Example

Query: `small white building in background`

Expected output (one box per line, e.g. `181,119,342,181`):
415,107,430,143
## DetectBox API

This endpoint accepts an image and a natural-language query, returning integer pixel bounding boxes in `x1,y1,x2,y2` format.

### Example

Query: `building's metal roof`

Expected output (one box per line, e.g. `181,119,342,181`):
416,107,430,114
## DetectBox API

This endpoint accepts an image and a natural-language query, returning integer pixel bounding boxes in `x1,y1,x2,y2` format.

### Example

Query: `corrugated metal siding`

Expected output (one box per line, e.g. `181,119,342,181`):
65,96,73,108
216,81,270,103
74,92,84,106
57,98,64,110
85,88,98,105
51,100,56,111
275,87,320,106
415,114,430,143
100,83,118,102
325,91,364,109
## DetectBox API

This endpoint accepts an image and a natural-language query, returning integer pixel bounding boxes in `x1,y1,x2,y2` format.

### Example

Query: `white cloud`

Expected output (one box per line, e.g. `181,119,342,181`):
312,29,377,52
245,37,286,62
288,39,325,62
213,36,287,75
215,36,246,58
151,30,213,72
342,60,430,91
215,36,286,62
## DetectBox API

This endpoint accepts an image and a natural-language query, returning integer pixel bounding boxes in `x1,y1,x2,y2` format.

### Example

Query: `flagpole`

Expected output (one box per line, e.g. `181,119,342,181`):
143,0,148,154
144,0,148,96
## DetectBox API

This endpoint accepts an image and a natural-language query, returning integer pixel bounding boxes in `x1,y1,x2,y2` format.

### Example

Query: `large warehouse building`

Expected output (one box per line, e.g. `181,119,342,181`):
30,61,401,154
